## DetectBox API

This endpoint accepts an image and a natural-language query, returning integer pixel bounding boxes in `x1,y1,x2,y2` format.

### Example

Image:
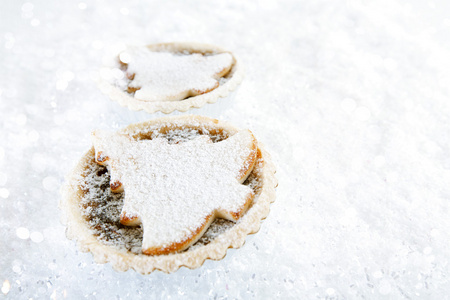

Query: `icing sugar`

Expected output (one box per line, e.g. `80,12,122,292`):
91,129,257,254
122,46,233,101
79,163,144,254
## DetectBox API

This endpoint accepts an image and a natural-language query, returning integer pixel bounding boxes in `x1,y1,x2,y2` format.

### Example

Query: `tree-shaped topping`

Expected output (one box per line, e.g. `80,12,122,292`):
121,46,233,102
91,130,257,255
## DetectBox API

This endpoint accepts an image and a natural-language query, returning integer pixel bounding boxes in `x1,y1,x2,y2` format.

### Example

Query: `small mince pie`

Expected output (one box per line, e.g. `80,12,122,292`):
98,43,244,114
60,115,276,274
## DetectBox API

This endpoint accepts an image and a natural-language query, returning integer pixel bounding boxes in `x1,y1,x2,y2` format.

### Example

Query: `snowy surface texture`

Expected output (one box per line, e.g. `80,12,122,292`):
1,0,450,299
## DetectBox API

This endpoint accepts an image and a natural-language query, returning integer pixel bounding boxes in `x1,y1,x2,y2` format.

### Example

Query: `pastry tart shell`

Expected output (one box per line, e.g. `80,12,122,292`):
60,115,276,274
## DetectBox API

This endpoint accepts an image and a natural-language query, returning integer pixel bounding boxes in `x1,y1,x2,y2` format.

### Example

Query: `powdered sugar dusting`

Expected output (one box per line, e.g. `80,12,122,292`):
79,162,143,254
122,46,233,102
91,128,256,253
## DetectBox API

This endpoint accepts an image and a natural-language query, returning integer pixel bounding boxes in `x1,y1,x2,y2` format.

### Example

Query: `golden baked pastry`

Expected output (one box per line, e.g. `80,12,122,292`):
98,43,244,114
60,115,276,274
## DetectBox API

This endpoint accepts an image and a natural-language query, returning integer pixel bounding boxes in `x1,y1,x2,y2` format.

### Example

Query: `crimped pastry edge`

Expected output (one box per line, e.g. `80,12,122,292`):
97,42,245,114
59,115,276,274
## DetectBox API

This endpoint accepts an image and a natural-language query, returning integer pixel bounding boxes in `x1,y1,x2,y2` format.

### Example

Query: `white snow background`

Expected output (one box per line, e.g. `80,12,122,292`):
1,0,450,299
